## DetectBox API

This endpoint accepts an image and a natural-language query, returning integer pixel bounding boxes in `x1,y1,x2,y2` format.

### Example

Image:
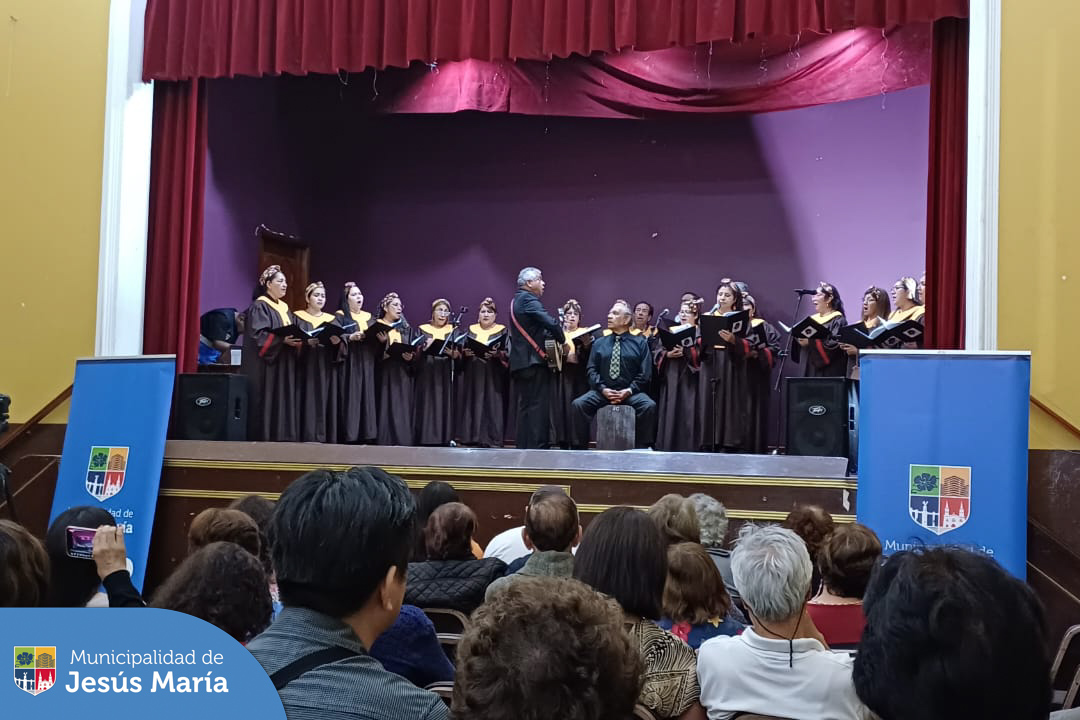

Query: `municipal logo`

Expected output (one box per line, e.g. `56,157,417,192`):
85,446,129,501
909,464,971,535
14,647,56,696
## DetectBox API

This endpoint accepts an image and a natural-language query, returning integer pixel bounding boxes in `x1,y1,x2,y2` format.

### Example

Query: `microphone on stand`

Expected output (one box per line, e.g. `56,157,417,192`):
707,302,720,314
794,289,817,295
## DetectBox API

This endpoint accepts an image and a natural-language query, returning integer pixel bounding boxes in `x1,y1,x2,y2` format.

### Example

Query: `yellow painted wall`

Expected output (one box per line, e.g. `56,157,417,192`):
1000,0,1080,449
0,1,109,423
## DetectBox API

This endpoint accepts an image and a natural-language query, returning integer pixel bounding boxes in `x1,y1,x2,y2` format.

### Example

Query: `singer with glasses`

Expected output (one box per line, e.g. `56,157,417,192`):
888,277,925,325
792,283,847,378
375,292,419,446
335,282,378,444
699,282,750,453
457,298,510,448
655,300,704,452
415,299,459,446
551,299,593,449
572,300,657,448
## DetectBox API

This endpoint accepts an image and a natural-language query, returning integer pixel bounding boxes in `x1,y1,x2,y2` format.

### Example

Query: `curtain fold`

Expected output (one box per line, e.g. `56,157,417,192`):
924,17,967,349
143,80,208,374
143,0,969,81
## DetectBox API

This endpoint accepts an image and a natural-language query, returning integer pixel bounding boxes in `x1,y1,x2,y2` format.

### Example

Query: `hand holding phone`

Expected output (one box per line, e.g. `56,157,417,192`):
91,525,129,581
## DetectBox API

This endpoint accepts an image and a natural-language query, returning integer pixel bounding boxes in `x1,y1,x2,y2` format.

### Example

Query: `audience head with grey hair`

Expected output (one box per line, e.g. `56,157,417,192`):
688,493,742,610
697,523,868,720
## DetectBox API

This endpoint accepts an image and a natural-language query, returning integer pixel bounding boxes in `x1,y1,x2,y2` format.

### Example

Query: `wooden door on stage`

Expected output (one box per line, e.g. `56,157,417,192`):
257,224,309,311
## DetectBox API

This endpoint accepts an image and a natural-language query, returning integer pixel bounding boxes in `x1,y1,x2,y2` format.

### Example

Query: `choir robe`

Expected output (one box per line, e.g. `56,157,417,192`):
294,310,344,443
654,332,704,452
550,329,593,449
698,313,751,452
414,323,457,446
241,295,300,442
335,309,378,444
376,324,420,446
791,310,847,378
457,323,509,448
888,305,926,325
734,318,782,454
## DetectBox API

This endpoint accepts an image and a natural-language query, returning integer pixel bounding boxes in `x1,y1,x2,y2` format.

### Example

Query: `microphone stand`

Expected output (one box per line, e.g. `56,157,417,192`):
444,307,467,446
772,292,808,454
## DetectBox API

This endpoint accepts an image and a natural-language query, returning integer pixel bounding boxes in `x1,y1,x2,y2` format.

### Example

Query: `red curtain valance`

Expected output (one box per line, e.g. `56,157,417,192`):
143,0,968,81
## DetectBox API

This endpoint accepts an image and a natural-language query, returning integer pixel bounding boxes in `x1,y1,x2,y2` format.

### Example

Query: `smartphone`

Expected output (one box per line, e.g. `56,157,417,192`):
65,526,97,560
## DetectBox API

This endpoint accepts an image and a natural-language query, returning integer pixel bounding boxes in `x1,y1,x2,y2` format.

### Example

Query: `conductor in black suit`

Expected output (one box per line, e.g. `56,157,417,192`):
509,267,565,449
572,300,657,447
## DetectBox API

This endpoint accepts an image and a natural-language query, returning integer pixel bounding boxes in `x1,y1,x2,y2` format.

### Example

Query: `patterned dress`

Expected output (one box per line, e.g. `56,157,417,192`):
627,619,700,718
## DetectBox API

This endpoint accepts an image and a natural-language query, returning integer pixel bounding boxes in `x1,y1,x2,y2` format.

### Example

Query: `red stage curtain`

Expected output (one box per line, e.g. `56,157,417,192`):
924,17,967,349
143,0,968,81
381,25,931,117
143,81,208,373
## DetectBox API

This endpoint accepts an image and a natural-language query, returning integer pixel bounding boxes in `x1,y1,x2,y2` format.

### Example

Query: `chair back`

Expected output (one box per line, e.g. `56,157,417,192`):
423,607,470,634
425,681,454,706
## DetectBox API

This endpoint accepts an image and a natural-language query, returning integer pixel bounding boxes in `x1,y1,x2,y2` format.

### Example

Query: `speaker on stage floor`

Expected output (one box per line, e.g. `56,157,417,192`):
176,373,248,441
786,377,848,458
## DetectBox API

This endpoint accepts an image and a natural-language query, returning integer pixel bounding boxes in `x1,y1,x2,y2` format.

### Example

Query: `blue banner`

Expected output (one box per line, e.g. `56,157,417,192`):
856,351,1031,577
1,608,284,717
50,356,176,590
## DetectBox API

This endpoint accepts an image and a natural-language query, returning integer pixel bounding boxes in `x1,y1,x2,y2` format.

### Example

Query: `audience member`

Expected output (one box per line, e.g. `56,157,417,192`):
574,506,705,720
807,523,881,647
152,541,272,643
649,493,701,545
370,604,455,688
45,506,141,607
453,577,643,720
485,490,580,600
658,542,745,649
688,493,742,615
782,505,836,592
697,525,866,720
228,494,280,616
853,547,1051,720
247,466,449,720
0,519,48,606
494,486,575,576
482,524,529,565
414,481,483,561
187,507,261,557
406,503,506,615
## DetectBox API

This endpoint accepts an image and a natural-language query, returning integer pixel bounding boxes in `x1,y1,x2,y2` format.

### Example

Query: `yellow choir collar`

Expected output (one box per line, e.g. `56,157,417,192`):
420,323,455,340
811,310,843,324
751,318,765,327
470,323,505,344
257,295,292,325
294,310,334,327
889,305,925,323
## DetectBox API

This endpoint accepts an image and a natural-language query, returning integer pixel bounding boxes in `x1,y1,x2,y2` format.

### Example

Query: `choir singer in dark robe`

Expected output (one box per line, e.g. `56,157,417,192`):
572,300,657,447
335,282,377,444
508,267,564,449
294,281,344,443
655,301,703,452
791,282,847,378
699,282,750,452
241,265,302,441
375,292,418,446
738,294,782,454
415,299,457,446
550,299,592,449
457,298,509,448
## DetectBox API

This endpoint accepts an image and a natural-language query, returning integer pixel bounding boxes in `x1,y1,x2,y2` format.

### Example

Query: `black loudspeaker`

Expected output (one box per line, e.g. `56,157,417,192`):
176,374,248,441
786,377,848,457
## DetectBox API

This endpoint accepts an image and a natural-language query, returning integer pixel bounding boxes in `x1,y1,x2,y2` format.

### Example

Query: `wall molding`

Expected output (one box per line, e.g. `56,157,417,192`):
95,0,152,356
965,1,1001,350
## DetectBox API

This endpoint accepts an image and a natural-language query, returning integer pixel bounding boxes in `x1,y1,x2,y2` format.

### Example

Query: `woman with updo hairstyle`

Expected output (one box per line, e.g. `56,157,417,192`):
655,299,704,452
294,281,345,442
457,298,509,447
405,502,506,615
699,281,750,452
241,265,301,441
375,291,420,446
415,298,458,446
807,523,882,648
335,282,378,443
551,298,593,449
791,281,847,378
889,276,925,325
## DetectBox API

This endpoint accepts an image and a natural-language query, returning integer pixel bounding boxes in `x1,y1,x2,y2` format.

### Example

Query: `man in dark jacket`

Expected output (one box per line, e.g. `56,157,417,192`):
508,267,564,449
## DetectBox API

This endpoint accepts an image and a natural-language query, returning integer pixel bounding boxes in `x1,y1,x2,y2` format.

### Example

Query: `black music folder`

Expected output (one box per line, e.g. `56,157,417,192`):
465,333,507,356
386,334,425,359
700,311,750,344
657,323,697,351
785,316,829,342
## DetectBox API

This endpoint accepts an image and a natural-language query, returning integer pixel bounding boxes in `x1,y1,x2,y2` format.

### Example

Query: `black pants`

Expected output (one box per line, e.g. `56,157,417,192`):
572,390,657,448
513,366,552,449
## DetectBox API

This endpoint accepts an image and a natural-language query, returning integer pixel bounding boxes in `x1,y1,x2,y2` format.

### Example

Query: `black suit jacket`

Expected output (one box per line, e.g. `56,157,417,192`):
509,289,565,372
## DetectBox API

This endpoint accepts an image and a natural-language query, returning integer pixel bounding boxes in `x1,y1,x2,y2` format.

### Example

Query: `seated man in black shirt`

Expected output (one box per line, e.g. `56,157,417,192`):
199,308,244,364
571,300,657,448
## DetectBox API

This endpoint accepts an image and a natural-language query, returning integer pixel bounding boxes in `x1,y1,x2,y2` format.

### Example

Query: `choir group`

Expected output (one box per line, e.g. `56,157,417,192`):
237,264,926,452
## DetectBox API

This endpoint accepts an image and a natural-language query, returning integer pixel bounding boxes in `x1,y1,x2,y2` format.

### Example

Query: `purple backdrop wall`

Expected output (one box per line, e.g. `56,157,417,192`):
201,77,928,330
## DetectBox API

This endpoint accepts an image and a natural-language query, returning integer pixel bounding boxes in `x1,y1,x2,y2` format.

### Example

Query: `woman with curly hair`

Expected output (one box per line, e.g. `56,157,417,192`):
152,541,272,644
782,505,836,594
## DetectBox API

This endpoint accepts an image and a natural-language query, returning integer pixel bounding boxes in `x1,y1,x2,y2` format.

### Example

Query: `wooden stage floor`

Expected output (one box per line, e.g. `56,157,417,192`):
147,440,856,589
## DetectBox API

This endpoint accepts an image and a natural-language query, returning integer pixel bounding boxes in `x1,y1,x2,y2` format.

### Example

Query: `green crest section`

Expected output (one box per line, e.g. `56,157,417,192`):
14,648,35,668
910,465,940,496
